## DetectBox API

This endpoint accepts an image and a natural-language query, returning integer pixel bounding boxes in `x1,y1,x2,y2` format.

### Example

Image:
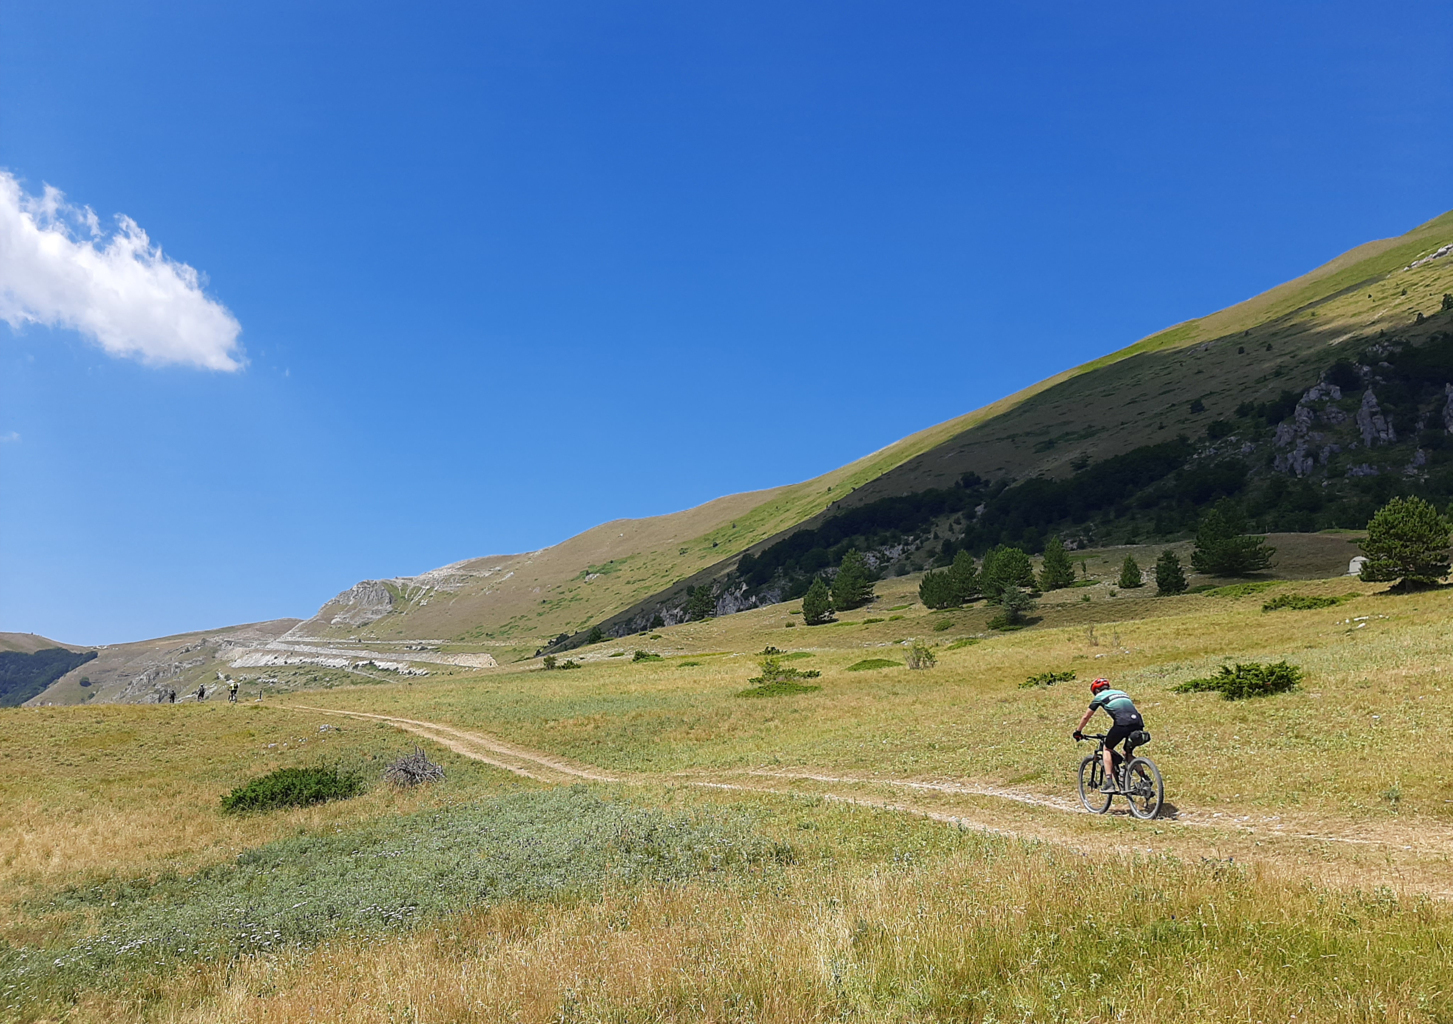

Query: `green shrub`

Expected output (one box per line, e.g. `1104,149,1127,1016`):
736,653,822,697
1262,594,1343,612
1174,661,1302,700
1019,670,1076,689
933,618,954,631
632,650,662,662
906,643,936,670
945,638,980,650
846,658,901,671
221,765,364,814
1118,554,1143,589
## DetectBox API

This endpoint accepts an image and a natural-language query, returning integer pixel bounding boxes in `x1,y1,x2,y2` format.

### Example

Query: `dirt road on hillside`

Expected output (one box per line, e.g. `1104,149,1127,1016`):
288,704,1453,895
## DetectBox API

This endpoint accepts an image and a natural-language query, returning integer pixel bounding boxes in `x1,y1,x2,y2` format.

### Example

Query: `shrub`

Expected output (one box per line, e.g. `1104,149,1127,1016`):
1358,495,1452,588
736,653,822,697
632,650,662,662
541,655,558,670
1206,419,1233,439
383,747,445,787
1262,594,1343,612
906,643,936,670
1174,661,1302,700
802,578,835,625
933,618,953,631
846,658,900,671
585,626,605,645
1119,554,1143,588
1154,550,1188,595
1019,670,1076,689
558,660,581,669
221,765,364,814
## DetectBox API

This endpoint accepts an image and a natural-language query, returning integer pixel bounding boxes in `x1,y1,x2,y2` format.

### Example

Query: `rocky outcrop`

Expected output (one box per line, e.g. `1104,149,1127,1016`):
1356,390,1396,447
325,581,395,626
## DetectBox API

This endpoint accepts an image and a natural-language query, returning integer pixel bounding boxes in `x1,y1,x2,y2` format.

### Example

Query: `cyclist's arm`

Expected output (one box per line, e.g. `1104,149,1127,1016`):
1075,707,1095,732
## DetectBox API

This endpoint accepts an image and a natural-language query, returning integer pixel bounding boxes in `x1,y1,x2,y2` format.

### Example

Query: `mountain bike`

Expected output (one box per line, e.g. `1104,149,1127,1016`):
1076,732,1163,819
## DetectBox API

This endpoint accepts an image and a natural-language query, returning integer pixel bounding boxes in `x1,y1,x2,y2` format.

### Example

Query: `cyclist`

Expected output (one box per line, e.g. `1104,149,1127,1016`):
1073,677,1145,792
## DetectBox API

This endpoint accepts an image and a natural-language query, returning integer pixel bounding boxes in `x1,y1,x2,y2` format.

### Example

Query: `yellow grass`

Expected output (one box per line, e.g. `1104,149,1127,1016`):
11,569,1453,1021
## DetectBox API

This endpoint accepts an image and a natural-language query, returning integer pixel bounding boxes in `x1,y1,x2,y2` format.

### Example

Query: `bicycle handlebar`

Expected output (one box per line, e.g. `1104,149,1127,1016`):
1077,733,1107,741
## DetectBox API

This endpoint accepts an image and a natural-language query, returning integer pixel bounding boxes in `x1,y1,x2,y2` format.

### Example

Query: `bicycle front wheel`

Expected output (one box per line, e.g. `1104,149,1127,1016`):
1124,757,1163,819
1078,755,1111,814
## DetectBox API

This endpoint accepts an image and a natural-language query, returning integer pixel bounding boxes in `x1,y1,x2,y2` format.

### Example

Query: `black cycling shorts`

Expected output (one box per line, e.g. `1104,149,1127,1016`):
1105,715,1144,755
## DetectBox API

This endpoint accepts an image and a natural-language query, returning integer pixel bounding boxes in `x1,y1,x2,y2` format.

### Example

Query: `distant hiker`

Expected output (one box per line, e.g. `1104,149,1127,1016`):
228,679,239,703
168,688,176,704
1073,678,1146,792
196,684,207,702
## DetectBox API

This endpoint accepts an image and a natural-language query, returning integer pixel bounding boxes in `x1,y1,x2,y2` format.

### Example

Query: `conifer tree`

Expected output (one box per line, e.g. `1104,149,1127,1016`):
1118,554,1143,588
918,568,957,610
831,549,876,610
981,545,1036,600
802,577,835,625
1191,505,1275,576
948,549,979,602
1359,496,1452,588
1038,536,1076,591
1154,550,1188,595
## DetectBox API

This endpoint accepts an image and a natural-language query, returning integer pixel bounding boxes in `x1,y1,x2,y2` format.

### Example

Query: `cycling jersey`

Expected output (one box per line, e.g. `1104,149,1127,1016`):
1088,688,1141,726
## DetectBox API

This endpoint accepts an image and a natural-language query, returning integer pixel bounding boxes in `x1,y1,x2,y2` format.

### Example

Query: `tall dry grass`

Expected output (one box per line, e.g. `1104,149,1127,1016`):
62,832,1453,1024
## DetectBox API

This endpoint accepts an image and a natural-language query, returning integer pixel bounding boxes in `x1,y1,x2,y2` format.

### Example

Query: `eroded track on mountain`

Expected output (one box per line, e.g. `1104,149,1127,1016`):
288,704,1453,894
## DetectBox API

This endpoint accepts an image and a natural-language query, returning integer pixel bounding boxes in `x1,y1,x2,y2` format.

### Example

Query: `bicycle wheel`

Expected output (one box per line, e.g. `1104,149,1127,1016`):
1124,757,1163,819
1078,755,1111,813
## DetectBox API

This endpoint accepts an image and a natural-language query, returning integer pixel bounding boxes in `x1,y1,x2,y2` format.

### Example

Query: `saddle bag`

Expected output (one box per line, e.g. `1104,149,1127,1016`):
1127,729,1151,752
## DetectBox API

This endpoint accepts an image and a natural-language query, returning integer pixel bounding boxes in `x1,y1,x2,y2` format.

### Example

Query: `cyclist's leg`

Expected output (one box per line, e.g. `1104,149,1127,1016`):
1103,722,1133,785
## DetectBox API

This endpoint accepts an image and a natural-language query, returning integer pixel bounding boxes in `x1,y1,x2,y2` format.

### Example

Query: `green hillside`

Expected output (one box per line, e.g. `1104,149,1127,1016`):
562,211,1453,642
247,210,1453,660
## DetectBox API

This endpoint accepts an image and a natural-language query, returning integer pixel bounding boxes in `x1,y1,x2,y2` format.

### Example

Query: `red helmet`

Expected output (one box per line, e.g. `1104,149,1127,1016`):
1089,678,1111,694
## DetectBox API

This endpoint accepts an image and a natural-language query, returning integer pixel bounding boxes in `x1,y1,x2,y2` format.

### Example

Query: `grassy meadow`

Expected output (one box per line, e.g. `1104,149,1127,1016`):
7,551,1453,1021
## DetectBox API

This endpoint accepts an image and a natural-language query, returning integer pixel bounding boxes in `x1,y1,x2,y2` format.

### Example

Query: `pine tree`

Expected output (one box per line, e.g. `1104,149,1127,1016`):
1038,536,1076,591
981,545,1036,600
831,549,876,610
1190,506,1275,576
685,584,715,620
1118,554,1143,588
1359,496,1452,588
918,568,958,610
1154,550,1188,595
948,549,979,602
802,577,835,625
996,584,1038,627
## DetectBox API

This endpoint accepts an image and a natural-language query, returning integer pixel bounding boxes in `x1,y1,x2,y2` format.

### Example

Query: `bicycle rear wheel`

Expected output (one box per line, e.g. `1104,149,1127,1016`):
1124,757,1163,819
1078,755,1111,813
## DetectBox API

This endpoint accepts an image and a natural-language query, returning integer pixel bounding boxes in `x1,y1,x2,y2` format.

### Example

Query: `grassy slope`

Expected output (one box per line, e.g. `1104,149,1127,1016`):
10,550,1453,1021
296,211,1453,655
0,632,82,655
28,619,301,707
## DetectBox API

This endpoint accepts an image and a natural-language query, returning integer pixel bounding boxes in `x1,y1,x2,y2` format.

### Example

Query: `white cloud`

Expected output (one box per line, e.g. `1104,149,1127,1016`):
0,432,18,443
0,172,243,371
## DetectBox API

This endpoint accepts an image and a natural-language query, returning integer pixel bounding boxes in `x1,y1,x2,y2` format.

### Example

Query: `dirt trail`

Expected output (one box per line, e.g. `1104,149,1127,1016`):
287,704,1453,892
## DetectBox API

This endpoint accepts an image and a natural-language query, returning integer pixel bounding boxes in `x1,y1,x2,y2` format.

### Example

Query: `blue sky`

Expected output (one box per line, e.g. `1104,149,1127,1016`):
2,1,1450,644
